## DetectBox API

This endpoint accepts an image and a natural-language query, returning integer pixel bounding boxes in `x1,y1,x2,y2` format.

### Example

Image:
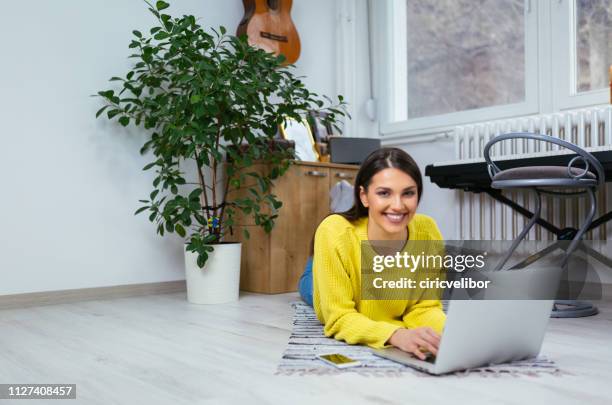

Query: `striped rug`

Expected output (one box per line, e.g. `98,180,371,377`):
276,302,565,377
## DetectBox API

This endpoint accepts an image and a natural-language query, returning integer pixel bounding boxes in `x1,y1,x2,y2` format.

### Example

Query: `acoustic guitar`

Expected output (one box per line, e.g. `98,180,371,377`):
237,0,301,65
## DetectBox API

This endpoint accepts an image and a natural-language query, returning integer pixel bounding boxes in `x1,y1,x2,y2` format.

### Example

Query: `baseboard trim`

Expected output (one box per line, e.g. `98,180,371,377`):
2,280,610,311
0,280,186,310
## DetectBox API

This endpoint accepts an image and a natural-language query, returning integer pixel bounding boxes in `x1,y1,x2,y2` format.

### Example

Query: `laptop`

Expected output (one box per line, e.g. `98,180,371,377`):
372,266,562,375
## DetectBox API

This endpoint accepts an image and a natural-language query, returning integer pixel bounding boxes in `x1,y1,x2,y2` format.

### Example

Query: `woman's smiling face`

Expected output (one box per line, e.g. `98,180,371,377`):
359,167,419,240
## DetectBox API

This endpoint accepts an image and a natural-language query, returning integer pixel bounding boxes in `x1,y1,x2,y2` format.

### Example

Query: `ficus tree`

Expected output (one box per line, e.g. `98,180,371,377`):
95,0,347,267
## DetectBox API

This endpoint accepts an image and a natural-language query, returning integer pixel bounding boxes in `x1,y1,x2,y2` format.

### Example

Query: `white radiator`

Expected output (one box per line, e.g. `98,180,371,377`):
454,106,612,241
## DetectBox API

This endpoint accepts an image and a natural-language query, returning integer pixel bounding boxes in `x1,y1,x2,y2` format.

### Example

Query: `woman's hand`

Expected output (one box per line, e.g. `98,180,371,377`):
387,327,441,360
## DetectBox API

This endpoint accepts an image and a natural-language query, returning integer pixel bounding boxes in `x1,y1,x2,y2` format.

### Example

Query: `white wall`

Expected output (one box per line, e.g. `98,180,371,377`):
335,0,378,139
0,0,338,295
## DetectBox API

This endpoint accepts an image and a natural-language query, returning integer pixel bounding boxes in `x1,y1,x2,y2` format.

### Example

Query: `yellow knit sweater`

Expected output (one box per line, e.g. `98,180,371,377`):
313,213,446,349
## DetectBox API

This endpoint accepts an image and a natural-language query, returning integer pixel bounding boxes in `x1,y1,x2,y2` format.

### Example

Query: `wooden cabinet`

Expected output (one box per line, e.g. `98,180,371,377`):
226,161,359,293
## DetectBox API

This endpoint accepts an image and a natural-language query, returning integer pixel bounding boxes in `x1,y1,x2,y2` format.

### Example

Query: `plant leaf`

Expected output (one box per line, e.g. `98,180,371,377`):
107,109,121,119
196,252,208,268
175,223,186,237
95,105,109,118
156,1,170,11
134,206,149,215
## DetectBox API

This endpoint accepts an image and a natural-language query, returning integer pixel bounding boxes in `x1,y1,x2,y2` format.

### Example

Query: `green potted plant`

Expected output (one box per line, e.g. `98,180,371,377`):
95,1,347,304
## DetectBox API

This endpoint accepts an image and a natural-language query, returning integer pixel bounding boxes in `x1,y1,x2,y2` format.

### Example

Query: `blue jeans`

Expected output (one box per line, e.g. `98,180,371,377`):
298,256,313,306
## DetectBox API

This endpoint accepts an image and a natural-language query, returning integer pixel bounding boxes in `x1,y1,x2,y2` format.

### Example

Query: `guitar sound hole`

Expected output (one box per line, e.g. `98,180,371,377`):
266,0,280,11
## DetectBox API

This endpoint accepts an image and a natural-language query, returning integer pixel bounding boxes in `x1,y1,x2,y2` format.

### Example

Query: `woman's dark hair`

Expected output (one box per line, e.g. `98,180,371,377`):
308,147,423,255
338,147,423,222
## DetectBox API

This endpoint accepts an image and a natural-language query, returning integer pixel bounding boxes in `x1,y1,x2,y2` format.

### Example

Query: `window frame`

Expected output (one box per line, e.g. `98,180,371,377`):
373,0,611,140
551,0,610,111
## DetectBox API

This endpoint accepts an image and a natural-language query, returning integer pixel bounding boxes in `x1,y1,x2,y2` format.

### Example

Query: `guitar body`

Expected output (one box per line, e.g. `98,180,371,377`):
237,0,301,65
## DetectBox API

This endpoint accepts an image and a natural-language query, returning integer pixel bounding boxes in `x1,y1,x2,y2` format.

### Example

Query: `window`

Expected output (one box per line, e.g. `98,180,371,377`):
552,0,612,110
405,0,525,119
576,0,612,92
375,0,612,139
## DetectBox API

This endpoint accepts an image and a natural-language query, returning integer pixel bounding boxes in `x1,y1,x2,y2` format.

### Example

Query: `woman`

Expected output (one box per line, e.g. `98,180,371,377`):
299,147,445,360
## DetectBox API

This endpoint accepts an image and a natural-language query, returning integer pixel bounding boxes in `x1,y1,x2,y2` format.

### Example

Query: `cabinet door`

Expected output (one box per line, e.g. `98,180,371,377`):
269,165,331,292
225,225,270,293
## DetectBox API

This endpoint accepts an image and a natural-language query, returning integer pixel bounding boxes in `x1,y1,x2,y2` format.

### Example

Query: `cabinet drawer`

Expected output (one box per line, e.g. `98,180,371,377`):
330,168,358,186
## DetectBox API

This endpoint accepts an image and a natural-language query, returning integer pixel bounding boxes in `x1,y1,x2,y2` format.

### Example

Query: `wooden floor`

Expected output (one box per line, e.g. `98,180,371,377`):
1,292,611,405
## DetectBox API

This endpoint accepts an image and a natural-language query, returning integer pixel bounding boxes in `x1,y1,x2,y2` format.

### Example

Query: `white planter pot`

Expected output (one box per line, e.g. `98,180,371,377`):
184,243,242,304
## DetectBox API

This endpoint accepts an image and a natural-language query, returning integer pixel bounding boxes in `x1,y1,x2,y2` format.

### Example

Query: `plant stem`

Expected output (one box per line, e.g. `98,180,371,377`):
211,114,222,238
193,146,211,231
217,169,231,236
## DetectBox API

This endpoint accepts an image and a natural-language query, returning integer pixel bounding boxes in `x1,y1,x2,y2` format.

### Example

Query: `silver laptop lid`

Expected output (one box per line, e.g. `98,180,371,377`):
433,299,553,373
